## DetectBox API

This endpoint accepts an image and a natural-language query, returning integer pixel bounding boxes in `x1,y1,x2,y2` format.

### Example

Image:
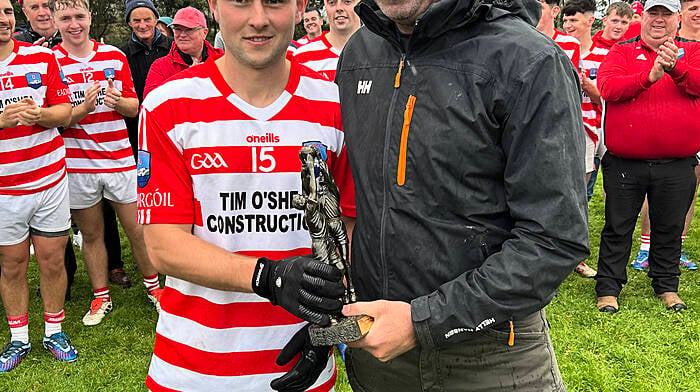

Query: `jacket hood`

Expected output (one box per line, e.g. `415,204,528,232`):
356,0,541,41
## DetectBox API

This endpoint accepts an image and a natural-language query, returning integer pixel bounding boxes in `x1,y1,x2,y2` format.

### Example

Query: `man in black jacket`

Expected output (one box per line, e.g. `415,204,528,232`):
337,0,590,390
115,0,172,286
121,0,173,157
13,0,61,47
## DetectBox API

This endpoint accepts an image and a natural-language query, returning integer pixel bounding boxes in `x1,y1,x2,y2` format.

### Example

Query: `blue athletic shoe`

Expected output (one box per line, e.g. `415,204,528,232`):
336,343,347,362
631,250,649,270
42,332,78,362
680,251,698,270
0,341,31,372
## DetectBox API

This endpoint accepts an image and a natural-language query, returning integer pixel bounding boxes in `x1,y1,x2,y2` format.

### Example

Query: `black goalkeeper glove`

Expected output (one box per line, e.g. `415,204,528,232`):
252,256,344,327
271,325,332,392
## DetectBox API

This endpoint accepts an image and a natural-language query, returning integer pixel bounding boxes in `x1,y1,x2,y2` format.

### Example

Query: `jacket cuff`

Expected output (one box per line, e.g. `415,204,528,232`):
410,295,436,350
639,71,654,89
667,59,688,82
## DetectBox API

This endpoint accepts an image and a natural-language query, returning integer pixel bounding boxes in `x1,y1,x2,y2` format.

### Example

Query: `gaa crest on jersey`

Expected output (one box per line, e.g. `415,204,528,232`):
302,141,328,162
137,150,151,188
59,70,68,85
104,68,116,80
25,72,42,89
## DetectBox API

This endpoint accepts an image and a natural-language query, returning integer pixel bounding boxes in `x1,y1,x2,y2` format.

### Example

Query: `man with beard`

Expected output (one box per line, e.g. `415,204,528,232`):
336,0,589,390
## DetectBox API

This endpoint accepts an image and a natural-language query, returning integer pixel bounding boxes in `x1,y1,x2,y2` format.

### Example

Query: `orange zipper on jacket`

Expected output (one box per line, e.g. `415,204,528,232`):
397,95,416,186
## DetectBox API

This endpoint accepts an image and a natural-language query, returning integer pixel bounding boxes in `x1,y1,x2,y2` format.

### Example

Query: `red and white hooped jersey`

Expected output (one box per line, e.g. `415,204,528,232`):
0,39,71,196
138,60,355,391
292,32,340,81
580,43,612,144
54,41,137,173
553,29,581,68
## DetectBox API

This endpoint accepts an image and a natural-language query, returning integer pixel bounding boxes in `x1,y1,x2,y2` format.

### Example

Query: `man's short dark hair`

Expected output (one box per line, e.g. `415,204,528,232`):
562,0,596,16
606,1,634,18
543,0,561,7
305,8,323,19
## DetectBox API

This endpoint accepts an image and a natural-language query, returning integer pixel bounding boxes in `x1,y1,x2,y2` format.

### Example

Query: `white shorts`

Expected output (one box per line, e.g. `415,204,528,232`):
585,136,596,173
68,170,137,209
0,178,71,246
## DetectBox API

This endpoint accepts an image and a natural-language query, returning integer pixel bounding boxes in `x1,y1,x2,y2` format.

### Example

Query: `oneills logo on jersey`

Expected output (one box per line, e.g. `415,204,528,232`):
246,133,280,143
302,141,328,161
137,150,151,188
191,153,228,169
25,72,42,89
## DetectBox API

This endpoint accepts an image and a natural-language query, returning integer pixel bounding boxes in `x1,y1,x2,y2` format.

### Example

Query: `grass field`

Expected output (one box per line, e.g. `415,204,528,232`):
0,177,698,392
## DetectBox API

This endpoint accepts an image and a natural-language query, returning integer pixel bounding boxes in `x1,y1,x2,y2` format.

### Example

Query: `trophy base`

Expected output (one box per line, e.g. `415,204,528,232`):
309,315,373,346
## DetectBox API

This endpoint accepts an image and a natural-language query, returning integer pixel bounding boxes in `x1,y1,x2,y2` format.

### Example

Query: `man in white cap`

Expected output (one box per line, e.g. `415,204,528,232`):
595,0,700,313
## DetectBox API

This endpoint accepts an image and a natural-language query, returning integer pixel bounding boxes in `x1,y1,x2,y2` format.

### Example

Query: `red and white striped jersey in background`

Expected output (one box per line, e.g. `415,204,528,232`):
0,39,71,195
54,41,137,173
138,60,355,391
580,31,617,144
292,32,341,81
553,29,581,68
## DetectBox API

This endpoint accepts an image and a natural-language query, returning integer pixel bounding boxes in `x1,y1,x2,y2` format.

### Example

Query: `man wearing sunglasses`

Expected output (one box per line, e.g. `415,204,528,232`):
143,6,223,97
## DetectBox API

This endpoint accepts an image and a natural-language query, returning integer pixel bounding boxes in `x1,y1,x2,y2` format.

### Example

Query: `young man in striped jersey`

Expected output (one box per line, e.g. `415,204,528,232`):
138,0,355,390
50,0,163,326
536,0,581,67
297,8,324,46
293,0,360,81
0,0,76,372
581,1,633,202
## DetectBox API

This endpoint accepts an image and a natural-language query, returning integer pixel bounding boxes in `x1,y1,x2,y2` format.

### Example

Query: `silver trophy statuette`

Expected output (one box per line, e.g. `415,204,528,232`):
292,146,373,346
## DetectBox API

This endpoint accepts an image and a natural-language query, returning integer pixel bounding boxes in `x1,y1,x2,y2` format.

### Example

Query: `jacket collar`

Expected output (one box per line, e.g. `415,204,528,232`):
356,0,540,51
169,40,219,66
130,27,164,50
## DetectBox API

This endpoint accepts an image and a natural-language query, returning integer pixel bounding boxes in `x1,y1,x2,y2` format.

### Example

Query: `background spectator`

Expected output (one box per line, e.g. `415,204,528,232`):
156,16,173,38
595,0,699,313
143,6,223,97
13,0,61,46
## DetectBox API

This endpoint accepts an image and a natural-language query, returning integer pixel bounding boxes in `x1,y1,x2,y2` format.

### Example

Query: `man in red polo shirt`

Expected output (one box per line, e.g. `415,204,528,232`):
595,0,700,313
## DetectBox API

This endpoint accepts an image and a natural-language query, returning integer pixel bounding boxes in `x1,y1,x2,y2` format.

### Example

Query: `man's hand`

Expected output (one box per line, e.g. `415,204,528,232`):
251,256,344,327
579,71,601,106
343,300,416,362
270,325,331,392
81,81,101,113
0,101,30,128
657,37,679,72
33,36,48,47
649,58,666,83
104,79,121,109
17,98,42,126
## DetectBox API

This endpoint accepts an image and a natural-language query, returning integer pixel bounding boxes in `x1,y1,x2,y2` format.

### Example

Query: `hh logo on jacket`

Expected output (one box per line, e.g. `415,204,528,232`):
357,80,372,94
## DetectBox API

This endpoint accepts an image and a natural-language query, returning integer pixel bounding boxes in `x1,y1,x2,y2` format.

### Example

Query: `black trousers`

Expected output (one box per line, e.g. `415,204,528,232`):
103,202,123,271
63,202,122,298
595,154,697,297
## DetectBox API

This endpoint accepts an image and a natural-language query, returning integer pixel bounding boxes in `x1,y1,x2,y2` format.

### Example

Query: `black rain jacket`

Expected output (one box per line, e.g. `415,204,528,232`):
336,0,590,349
